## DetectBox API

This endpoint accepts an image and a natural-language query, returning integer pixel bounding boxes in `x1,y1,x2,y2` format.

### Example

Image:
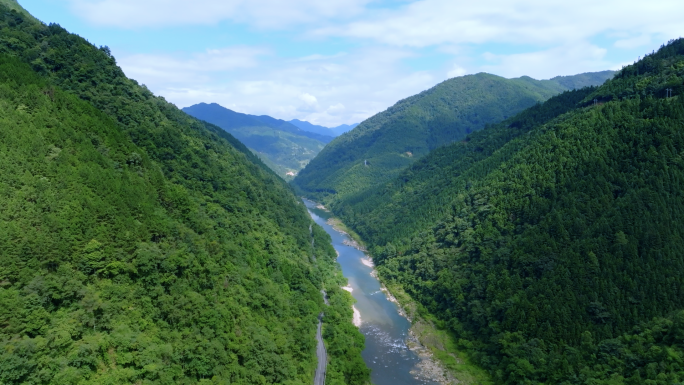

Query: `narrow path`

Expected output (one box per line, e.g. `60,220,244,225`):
314,290,329,385
314,312,327,385
312,223,327,385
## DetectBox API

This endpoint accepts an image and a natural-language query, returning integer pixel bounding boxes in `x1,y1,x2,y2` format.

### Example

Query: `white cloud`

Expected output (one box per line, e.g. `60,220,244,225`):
299,93,318,105
328,103,345,114
447,65,468,78
96,0,684,127
118,47,267,85
297,93,319,112
293,53,348,62
319,0,684,48
480,43,609,79
69,0,371,28
614,35,652,49
120,46,436,126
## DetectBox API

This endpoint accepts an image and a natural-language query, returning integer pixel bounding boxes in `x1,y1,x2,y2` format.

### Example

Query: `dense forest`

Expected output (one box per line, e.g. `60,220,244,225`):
332,39,684,384
335,86,598,247
292,71,614,205
0,4,369,384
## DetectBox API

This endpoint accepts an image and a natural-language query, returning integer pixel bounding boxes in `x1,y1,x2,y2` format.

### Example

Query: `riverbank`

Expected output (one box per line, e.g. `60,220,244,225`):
316,203,491,385
383,282,493,385
325,217,367,252
375,276,467,385
304,199,372,385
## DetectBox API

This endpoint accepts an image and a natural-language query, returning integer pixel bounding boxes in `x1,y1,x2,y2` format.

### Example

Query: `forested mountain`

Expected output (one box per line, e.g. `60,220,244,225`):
337,39,684,384
289,119,359,137
183,103,333,179
336,86,598,247
292,71,614,205
547,70,617,90
0,4,369,384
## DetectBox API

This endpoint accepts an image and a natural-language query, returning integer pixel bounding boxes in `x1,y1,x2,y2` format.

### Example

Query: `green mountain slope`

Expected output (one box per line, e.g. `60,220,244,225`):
342,39,684,384
0,6,369,385
337,86,598,247
0,0,37,22
547,70,617,90
292,71,614,204
183,103,333,179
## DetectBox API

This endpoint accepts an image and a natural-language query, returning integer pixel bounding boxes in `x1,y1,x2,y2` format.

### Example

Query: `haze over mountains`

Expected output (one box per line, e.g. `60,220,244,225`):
183,103,357,179
289,119,359,137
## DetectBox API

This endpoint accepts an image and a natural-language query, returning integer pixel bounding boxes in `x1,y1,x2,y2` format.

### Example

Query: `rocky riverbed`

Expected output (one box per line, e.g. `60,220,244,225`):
307,199,460,385
407,324,460,385
325,218,368,252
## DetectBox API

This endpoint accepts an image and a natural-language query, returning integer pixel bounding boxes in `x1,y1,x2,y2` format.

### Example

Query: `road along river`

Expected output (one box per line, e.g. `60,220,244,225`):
314,311,327,385
305,200,440,385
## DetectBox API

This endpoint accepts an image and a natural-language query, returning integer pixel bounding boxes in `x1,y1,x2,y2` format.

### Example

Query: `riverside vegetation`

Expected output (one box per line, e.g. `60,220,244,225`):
298,39,684,384
0,3,370,384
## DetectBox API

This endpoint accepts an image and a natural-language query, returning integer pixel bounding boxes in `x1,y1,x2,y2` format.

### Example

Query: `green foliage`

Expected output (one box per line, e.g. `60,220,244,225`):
586,40,684,104
382,94,684,384
231,125,326,178
0,5,370,384
335,39,684,383
0,0,38,23
293,71,614,205
336,86,598,247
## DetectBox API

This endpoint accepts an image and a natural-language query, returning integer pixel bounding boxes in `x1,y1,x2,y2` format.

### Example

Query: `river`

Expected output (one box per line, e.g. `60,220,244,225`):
305,200,440,385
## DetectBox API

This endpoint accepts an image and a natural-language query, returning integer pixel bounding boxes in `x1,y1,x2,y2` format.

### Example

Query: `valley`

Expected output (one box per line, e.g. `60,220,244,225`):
1,0,683,384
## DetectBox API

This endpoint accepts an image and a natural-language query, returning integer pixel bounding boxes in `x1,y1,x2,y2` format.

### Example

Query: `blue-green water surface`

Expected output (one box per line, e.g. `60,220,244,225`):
305,200,438,385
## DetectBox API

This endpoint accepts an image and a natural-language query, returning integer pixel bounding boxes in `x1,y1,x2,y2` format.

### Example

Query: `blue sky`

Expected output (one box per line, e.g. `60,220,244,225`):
20,0,684,126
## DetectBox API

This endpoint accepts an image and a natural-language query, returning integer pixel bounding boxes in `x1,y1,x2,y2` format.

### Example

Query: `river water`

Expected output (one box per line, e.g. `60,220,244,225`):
305,200,439,385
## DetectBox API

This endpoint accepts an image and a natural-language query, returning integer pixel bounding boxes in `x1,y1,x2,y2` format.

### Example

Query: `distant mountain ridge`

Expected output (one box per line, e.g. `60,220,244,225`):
183,103,333,178
547,70,617,90
184,103,334,143
293,70,615,204
289,119,359,137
